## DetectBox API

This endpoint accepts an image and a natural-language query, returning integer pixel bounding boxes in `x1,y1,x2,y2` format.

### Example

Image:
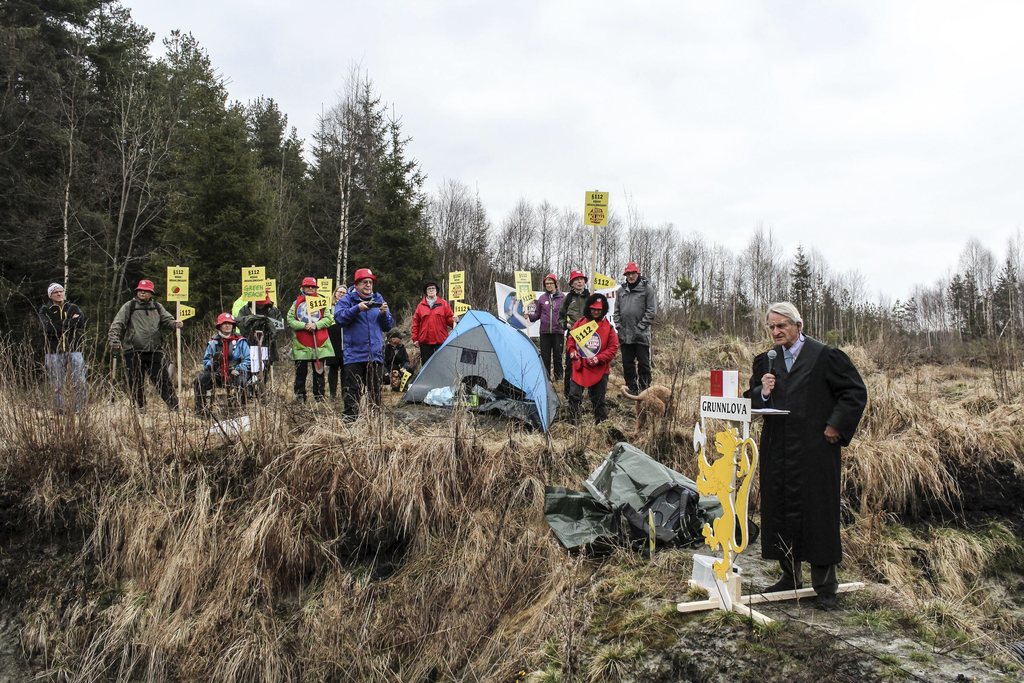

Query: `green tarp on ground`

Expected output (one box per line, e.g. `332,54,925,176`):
545,442,723,550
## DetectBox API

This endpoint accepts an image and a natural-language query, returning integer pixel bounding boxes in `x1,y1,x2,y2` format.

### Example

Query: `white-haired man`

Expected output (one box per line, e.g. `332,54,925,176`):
747,301,868,610
39,283,87,412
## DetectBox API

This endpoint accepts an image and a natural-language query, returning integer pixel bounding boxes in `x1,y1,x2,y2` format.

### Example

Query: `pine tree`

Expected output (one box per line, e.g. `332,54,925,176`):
993,258,1019,338
790,245,811,313
309,71,434,309
153,33,269,316
245,97,308,291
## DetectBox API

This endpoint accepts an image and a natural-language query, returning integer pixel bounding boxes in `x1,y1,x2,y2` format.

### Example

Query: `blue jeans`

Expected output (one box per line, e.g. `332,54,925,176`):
45,352,87,412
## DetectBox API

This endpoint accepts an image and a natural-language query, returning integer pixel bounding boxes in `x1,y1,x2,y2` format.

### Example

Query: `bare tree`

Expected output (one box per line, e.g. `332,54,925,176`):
89,70,177,307
424,178,492,302
57,48,87,289
321,67,365,285
743,224,786,314
536,200,556,272
491,198,537,275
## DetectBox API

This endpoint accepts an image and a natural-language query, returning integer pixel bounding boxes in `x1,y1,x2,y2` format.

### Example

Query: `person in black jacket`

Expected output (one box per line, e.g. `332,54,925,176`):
747,301,867,611
38,282,87,412
325,285,346,400
383,330,413,391
559,270,591,394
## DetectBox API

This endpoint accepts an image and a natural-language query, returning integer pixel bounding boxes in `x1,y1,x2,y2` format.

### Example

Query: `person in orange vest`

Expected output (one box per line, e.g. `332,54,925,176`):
565,292,619,424
286,277,335,402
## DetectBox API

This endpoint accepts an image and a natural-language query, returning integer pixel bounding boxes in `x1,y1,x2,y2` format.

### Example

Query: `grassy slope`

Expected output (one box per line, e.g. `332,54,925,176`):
0,333,1022,682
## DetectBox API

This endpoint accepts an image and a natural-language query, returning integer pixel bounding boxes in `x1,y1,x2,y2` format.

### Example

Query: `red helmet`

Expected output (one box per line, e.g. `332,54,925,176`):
543,273,558,285
215,312,236,327
353,268,377,284
301,277,317,288
569,270,587,284
623,262,641,275
136,279,156,293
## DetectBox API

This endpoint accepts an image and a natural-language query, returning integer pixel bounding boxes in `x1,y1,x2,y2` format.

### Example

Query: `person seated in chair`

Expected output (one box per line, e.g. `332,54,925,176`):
195,313,251,417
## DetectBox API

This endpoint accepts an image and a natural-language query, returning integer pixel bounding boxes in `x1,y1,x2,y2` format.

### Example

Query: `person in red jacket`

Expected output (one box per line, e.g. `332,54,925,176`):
565,292,619,424
411,280,454,366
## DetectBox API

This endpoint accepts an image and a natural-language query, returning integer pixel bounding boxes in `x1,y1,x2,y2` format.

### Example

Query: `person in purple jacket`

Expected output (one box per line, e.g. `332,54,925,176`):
528,273,567,382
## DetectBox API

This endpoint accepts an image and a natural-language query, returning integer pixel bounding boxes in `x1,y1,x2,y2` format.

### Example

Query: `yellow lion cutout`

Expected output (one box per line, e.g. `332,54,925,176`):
695,426,759,581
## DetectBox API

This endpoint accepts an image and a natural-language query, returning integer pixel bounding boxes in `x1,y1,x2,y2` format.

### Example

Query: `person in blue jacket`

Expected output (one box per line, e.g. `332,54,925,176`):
195,312,251,417
334,267,394,418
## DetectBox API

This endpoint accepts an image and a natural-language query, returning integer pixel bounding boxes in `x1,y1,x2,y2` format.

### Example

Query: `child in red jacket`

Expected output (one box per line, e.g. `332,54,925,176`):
565,292,619,423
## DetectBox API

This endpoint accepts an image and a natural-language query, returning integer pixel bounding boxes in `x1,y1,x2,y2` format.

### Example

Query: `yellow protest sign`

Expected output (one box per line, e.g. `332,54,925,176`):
448,271,466,301
584,190,609,227
178,304,196,322
317,278,333,295
241,266,266,301
167,266,189,302
454,301,471,316
592,272,617,289
514,271,536,304
570,320,599,357
265,278,278,306
304,295,329,312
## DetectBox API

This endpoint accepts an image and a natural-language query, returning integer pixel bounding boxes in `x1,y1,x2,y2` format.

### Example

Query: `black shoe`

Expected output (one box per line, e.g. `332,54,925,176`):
815,594,839,611
761,579,803,593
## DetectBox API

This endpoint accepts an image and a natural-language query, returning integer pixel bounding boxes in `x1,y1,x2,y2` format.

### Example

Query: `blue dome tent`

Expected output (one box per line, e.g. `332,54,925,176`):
403,311,558,431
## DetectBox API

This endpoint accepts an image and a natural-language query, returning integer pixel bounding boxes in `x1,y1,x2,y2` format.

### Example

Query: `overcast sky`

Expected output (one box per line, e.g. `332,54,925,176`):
125,0,1024,301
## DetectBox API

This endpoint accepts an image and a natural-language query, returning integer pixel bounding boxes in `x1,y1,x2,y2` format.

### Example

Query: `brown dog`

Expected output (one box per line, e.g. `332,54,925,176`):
620,384,674,430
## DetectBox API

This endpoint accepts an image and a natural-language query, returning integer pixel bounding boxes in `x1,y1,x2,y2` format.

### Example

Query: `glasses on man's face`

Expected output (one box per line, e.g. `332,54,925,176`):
766,322,790,331
357,279,373,286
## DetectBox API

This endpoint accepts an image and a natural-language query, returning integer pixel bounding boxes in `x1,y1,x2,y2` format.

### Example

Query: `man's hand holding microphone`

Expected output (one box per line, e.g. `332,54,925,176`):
761,349,778,398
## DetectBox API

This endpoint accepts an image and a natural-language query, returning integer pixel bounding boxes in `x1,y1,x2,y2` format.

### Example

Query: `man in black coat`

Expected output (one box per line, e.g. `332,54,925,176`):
747,301,867,610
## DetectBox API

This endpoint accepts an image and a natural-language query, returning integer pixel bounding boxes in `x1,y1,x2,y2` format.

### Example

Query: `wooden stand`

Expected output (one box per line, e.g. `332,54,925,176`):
677,556,865,624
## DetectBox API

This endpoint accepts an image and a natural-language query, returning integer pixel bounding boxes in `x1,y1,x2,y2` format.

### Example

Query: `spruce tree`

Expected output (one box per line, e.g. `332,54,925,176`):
153,33,269,316
790,245,811,313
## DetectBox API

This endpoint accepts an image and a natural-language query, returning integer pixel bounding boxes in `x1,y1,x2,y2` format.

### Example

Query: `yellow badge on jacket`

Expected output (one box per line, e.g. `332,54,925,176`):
571,320,599,358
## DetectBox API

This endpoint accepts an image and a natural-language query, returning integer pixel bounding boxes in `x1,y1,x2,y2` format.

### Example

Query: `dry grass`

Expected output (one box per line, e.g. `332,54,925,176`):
1,334,1022,681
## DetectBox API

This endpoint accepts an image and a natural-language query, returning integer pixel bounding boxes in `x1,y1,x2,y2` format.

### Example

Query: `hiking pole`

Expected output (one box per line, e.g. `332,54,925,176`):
312,325,323,375
254,329,265,400
176,301,182,396
110,345,123,404
310,306,324,375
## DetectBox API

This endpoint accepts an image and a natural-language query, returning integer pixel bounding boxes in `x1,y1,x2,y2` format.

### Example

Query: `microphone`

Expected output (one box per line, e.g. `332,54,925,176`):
766,349,777,376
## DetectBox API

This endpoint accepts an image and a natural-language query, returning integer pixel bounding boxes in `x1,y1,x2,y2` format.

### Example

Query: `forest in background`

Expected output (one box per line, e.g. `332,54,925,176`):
2,1,1020,359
